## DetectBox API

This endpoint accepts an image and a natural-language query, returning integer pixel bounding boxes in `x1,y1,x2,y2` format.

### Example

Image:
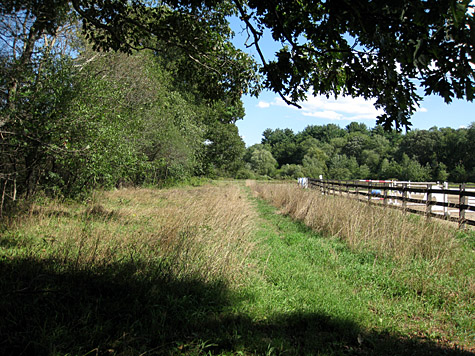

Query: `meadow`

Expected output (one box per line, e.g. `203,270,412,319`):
0,181,474,355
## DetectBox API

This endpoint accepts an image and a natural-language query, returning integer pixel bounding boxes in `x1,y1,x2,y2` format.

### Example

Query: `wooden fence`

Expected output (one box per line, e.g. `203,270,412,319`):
306,179,475,228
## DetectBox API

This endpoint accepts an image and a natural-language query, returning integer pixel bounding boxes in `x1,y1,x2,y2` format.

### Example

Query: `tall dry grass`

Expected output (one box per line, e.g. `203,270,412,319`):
5,184,257,285
249,181,462,265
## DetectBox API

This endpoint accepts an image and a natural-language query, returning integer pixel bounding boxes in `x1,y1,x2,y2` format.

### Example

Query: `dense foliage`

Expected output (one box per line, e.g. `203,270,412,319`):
2,0,475,129
0,45,248,203
242,123,475,183
1,0,475,214
0,2,252,214
235,0,475,129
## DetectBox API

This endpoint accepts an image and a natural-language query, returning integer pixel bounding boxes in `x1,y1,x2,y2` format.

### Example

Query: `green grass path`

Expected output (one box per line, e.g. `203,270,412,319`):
225,189,475,355
1,184,473,355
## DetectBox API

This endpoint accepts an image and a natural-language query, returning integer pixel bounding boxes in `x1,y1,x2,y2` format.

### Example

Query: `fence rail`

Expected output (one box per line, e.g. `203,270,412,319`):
305,179,475,228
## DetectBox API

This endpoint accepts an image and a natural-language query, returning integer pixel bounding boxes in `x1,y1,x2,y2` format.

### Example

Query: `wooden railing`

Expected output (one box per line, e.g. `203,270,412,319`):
306,179,475,228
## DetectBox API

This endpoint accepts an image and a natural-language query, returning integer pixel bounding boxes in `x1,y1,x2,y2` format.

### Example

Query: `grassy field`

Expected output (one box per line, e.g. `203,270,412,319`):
0,181,474,355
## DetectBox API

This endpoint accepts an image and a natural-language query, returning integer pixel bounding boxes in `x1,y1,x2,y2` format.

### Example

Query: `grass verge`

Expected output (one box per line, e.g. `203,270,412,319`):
1,182,474,355
0,184,257,355
247,181,475,352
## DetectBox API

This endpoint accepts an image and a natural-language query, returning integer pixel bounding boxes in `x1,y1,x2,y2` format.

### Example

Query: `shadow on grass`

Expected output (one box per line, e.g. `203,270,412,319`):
0,257,473,356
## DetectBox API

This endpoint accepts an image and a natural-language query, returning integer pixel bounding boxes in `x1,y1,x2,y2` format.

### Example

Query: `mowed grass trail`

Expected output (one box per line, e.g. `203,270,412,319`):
1,182,474,355
243,182,475,354
239,188,474,355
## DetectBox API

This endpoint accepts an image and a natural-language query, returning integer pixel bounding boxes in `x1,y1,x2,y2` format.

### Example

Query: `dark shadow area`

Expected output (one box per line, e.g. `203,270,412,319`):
0,257,473,356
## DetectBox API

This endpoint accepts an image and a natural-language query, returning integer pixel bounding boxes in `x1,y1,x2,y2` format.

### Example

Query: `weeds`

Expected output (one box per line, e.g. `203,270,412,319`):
4,185,257,283
249,182,467,265
248,181,475,350
1,182,474,355
0,184,258,355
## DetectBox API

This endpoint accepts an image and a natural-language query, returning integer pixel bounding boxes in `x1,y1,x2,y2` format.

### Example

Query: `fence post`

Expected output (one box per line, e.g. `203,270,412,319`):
368,181,372,203
402,183,408,212
443,182,449,217
459,183,466,229
426,184,432,218
383,185,388,207
355,182,359,201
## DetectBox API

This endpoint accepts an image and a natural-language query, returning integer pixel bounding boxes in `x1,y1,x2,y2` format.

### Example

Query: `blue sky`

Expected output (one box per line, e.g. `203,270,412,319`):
229,16,475,147
237,91,475,147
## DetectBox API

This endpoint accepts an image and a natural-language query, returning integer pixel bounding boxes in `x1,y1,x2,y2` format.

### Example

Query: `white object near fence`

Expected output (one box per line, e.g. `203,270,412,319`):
430,183,449,216
298,177,309,188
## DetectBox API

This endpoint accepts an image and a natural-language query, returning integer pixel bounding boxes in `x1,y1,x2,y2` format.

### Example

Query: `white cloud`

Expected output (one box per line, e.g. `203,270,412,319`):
294,95,384,121
256,93,386,121
302,111,344,120
257,101,271,108
417,107,428,113
300,96,381,116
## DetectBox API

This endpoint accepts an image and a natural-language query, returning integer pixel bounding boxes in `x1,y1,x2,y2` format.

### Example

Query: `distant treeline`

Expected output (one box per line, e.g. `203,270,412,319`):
238,123,475,183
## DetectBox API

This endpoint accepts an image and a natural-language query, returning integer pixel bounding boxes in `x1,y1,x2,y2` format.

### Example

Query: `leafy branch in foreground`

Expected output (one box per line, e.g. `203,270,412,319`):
4,0,475,131
71,0,475,129
234,0,475,129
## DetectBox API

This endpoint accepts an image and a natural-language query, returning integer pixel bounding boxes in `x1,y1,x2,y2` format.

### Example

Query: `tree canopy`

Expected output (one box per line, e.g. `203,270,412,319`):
242,123,475,182
238,0,475,130
0,1,251,214
3,0,474,130
1,0,475,214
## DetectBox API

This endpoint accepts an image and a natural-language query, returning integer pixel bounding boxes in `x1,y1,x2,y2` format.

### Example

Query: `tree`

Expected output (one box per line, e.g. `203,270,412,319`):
1,1,258,208
249,148,278,176
236,0,475,129
203,121,246,176
400,154,431,181
302,147,328,178
0,1,259,132
398,129,439,166
379,158,402,180
261,128,301,166
3,0,475,130
346,122,368,135
357,164,371,179
49,49,207,193
299,124,345,143
278,164,304,179
342,133,370,160
361,149,381,175
433,162,450,182
437,127,469,173
465,123,475,172
450,164,468,183
328,154,358,180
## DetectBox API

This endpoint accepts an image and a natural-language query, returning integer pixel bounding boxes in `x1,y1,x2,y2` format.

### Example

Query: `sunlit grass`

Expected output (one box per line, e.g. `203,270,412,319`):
1,182,474,355
248,181,475,349
0,184,259,355
249,181,469,264
2,185,257,284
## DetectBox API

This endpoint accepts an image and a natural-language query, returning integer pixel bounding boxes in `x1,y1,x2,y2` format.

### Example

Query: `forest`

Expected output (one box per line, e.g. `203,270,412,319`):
2,0,475,214
241,122,475,182
2,2,475,353
1,0,260,214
